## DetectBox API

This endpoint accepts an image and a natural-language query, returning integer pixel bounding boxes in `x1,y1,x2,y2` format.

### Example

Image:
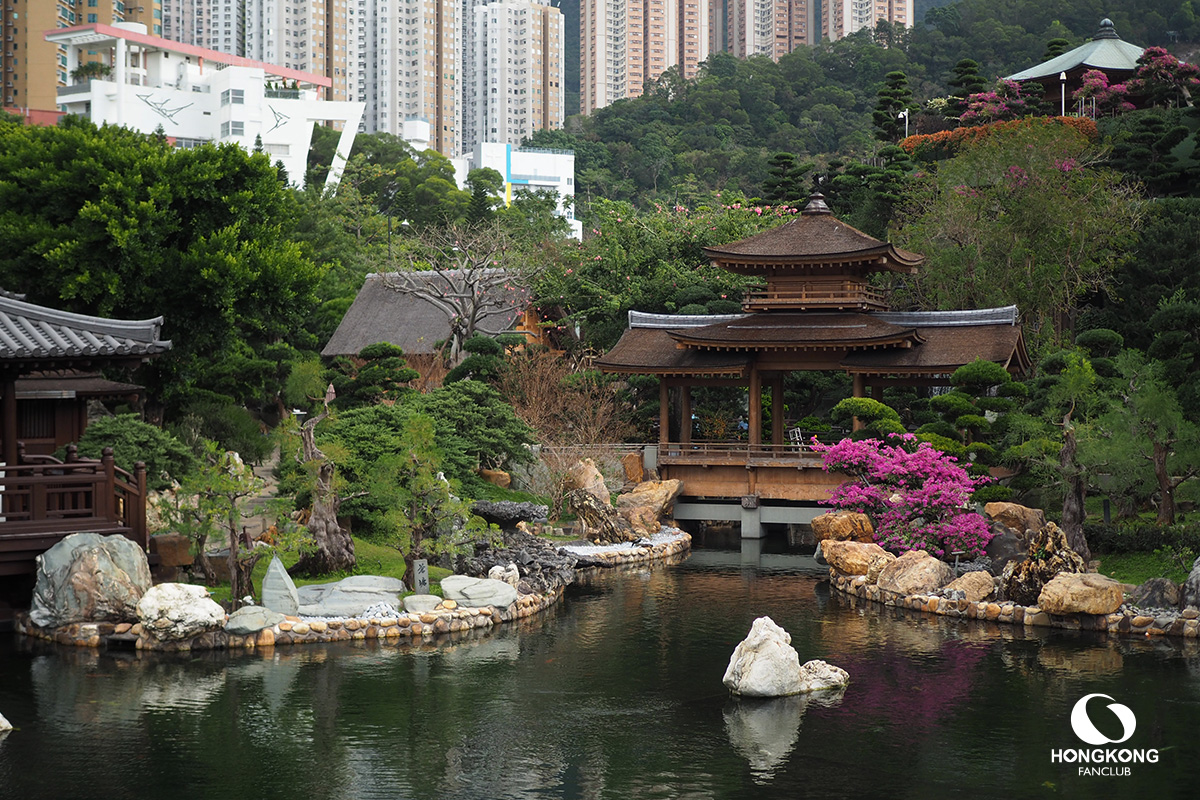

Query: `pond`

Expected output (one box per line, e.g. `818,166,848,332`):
2,537,1199,800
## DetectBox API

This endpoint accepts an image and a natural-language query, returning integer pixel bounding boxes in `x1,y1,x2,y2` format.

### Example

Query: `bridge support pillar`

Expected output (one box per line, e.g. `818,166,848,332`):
739,500,764,539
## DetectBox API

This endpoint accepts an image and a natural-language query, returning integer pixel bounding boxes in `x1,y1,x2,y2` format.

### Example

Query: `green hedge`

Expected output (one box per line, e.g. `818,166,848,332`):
1086,521,1200,555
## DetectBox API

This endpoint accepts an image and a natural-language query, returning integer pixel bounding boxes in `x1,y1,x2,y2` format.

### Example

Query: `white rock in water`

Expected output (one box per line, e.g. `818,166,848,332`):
723,617,849,697
0,711,12,732
136,583,226,641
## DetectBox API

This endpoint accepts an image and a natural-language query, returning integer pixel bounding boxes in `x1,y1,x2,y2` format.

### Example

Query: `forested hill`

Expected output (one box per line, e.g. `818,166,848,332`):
533,0,1200,205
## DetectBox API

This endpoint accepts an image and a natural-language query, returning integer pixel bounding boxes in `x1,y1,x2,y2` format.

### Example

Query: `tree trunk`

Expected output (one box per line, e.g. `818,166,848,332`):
290,408,356,577
1153,440,1176,526
1060,419,1092,564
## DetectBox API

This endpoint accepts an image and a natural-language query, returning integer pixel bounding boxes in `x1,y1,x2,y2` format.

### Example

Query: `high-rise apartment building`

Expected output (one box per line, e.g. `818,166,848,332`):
464,0,564,153
3,0,162,112
581,0,709,114
726,0,814,60
822,0,912,41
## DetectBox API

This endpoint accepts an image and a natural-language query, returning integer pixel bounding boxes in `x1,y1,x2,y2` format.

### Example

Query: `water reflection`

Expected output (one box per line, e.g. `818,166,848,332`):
724,689,846,784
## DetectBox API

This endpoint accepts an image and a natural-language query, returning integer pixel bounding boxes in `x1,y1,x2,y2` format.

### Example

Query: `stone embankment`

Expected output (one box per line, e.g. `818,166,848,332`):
829,572,1200,638
15,591,562,651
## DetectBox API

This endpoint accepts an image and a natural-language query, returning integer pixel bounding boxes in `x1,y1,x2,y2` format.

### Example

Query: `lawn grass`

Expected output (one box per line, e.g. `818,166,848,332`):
1098,551,1192,586
205,536,452,605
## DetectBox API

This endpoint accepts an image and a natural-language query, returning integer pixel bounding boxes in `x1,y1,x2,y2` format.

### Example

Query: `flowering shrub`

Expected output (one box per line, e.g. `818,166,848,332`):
901,117,1098,162
960,80,1039,124
811,434,994,558
1072,70,1135,116
1130,47,1200,109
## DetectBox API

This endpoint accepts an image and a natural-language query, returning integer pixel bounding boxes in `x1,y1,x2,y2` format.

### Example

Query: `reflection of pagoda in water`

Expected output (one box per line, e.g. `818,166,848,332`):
595,195,1029,523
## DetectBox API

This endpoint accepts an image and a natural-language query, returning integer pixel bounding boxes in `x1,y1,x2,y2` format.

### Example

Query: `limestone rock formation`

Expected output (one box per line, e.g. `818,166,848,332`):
821,540,895,578
615,479,684,537
296,575,405,617
30,533,153,628
457,526,579,592
0,711,11,733
567,488,638,544
1038,573,1125,615
877,550,954,596
983,502,1046,538
1000,522,1086,607
562,458,611,506
136,583,226,642
261,555,299,615
1130,577,1181,610
402,594,442,613
440,575,519,608
225,605,286,635
723,617,850,697
944,571,996,603
810,512,874,543
488,563,521,587
479,468,512,489
470,500,549,529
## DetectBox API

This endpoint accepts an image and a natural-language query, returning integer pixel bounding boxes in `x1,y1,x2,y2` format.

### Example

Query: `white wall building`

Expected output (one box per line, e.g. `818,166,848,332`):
452,142,580,238
822,0,913,41
46,22,363,190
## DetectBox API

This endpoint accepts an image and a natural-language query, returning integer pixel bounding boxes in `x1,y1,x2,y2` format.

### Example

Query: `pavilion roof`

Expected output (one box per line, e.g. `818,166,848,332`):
1007,19,1145,82
0,293,171,372
703,194,923,274
596,307,1028,378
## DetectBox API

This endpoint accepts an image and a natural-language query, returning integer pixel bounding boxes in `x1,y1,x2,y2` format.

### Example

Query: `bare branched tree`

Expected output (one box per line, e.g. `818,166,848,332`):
383,221,543,362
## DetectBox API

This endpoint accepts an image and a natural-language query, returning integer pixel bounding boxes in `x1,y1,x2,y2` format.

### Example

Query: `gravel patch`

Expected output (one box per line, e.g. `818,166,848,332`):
559,528,688,556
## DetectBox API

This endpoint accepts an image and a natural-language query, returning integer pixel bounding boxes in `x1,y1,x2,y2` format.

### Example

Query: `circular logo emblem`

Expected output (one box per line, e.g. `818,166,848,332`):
1071,694,1136,746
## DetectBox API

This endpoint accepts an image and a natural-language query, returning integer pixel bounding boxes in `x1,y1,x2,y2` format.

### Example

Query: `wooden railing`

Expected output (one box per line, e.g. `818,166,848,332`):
742,284,888,310
0,445,148,575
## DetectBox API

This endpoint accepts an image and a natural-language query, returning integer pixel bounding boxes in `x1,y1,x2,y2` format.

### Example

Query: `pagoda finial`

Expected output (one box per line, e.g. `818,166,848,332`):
802,192,832,215
1094,18,1119,39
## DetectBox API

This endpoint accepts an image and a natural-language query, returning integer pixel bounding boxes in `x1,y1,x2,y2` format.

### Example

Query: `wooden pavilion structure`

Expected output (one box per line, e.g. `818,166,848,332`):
0,292,171,580
596,194,1029,529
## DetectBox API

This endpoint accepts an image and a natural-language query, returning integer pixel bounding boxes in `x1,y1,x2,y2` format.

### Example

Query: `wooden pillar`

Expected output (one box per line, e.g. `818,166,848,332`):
748,367,762,446
680,384,692,444
850,373,865,432
771,375,784,445
2,376,16,468
659,379,670,446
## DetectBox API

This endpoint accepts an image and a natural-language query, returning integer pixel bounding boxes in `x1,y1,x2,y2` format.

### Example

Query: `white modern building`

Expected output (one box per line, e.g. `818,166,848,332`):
822,0,913,41
452,142,580,238
45,22,364,190
462,0,565,154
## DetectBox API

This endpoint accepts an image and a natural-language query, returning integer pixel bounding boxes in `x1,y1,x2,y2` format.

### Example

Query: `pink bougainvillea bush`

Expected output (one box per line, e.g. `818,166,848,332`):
811,434,994,558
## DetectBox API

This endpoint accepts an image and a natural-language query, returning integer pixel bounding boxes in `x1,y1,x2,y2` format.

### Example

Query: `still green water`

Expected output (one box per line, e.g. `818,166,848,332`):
1,542,1199,800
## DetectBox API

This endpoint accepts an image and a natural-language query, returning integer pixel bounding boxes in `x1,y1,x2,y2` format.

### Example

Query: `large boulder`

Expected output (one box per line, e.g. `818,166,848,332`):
821,540,895,579
29,533,153,628
440,575,519,609
984,502,1046,540
723,617,849,697
225,605,286,635
810,512,874,544
983,521,1027,575
877,550,954,596
260,556,299,615
1001,522,1086,607
0,711,11,732
1130,577,1181,610
615,479,684,537
136,583,226,642
296,575,405,617
567,488,638,544
562,458,611,506
1181,556,1200,611
1038,573,1125,615
944,570,995,603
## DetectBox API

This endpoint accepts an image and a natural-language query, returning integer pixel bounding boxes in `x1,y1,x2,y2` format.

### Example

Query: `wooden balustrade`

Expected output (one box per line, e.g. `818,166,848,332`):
0,443,147,576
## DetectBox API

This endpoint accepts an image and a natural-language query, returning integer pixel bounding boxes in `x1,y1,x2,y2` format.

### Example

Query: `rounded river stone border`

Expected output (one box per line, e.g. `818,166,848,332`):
13,533,693,651
829,571,1200,639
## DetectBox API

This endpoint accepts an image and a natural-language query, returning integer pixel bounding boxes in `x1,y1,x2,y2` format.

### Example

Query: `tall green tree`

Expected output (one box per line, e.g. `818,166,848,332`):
872,71,915,142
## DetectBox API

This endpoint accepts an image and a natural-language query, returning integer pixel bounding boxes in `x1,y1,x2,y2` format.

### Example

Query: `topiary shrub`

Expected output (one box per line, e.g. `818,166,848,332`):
1075,328,1124,358
171,391,272,464
972,484,1013,504
72,414,197,491
917,421,960,440
950,357,1012,394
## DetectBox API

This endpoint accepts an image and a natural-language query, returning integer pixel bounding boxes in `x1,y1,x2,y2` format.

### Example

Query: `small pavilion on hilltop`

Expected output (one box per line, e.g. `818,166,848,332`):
595,194,1029,520
1006,19,1148,112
